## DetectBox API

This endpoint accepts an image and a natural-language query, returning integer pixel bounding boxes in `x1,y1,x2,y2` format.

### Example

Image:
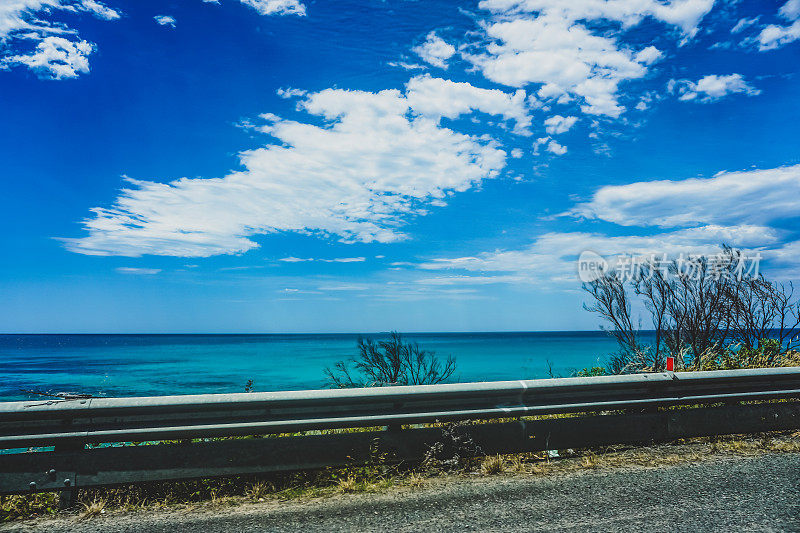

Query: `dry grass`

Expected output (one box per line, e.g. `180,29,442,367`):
245,481,273,502
580,452,599,469
480,455,505,475
404,472,426,488
2,429,799,523
78,498,106,520
508,455,527,473
336,475,360,494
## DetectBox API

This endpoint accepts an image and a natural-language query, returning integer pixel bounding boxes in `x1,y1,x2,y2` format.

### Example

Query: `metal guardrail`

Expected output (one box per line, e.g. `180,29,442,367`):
1,367,800,497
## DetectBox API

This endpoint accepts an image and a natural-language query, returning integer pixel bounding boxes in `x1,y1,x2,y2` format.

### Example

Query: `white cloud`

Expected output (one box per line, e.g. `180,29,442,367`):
533,136,566,155
757,21,800,50
420,225,780,285
418,224,779,286
116,267,162,275
239,0,306,16
3,36,93,79
731,16,760,33
317,284,370,291
546,139,567,155
64,82,510,257
462,0,709,118
420,163,800,286
412,31,456,69
669,74,760,102
154,15,176,28
404,75,532,134
754,0,800,50
781,0,800,20
543,114,577,135
0,0,119,78
277,87,306,99
634,45,663,64
388,61,426,71
568,164,800,228
281,256,365,263
320,257,365,263
80,0,119,20
634,90,660,111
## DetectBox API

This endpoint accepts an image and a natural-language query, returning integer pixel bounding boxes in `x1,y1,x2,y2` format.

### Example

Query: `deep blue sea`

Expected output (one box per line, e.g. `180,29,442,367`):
0,332,624,402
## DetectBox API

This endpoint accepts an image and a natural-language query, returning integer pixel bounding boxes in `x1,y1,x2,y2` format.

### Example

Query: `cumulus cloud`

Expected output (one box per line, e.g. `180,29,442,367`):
546,139,567,155
533,136,566,155
0,0,119,78
568,165,800,228
412,31,456,69
405,75,532,134
543,114,577,135
668,74,761,102
781,0,800,20
461,0,710,118
754,0,800,50
64,79,518,257
154,15,176,28
239,0,306,16
3,36,93,79
757,21,800,50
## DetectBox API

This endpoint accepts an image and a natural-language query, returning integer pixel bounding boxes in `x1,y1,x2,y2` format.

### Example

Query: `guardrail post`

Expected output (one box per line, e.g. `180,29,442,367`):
55,439,84,510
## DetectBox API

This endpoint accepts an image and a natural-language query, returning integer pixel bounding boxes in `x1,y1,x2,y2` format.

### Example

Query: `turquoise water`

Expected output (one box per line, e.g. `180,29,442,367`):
0,333,622,401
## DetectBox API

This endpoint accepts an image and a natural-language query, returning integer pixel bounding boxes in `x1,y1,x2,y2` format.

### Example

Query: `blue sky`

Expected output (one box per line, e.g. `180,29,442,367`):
1,0,799,333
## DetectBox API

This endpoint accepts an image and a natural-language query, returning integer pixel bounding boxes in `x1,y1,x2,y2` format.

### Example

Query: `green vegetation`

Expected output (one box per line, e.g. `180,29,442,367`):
575,366,607,377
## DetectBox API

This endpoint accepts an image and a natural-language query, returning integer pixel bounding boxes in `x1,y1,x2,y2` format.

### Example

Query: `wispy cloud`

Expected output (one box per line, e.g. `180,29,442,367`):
116,267,161,275
238,0,306,16
320,257,365,263
279,256,365,263
568,165,800,228
63,76,535,257
422,165,800,286
317,284,370,291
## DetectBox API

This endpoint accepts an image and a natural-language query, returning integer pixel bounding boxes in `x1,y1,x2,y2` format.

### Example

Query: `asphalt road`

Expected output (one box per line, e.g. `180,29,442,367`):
6,453,800,532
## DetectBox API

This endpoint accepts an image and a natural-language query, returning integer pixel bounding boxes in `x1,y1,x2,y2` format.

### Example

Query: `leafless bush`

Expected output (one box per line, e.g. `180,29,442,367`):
583,246,800,372
324,332,456,388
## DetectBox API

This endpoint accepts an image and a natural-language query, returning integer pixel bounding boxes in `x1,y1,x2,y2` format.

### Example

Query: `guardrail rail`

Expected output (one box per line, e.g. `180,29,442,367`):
1,367,799,500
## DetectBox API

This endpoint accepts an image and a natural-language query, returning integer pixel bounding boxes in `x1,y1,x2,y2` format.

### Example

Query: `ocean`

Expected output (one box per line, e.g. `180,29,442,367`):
0,332,623,402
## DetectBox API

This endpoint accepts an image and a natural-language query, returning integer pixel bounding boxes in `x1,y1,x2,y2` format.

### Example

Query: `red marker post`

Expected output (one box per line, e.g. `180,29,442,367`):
666,357,675,372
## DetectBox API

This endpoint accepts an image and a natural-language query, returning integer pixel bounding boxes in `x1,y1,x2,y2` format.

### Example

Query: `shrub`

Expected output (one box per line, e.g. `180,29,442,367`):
575,366,607,377
324,332,456,388
583,246,800,373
